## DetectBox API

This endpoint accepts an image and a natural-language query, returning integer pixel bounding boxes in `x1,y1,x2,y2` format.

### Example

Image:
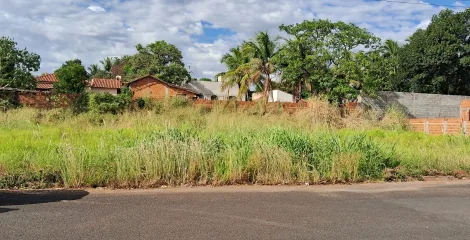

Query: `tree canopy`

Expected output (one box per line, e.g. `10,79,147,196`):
274,20,380,102
123,41,191,84
399,9,470,95
54,59,89,94
0,37,40,89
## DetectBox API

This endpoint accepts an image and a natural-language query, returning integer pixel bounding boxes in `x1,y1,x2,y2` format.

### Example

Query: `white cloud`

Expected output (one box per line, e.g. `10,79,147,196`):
417,19,431,30
87,5,106,13
0,0,462,78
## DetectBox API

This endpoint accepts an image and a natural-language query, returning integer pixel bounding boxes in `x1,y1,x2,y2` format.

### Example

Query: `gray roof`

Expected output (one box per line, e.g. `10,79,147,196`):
183,81,240,97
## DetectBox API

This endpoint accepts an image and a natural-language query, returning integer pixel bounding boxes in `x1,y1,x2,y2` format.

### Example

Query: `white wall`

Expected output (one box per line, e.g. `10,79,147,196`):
89,88,118,95
253,90,294,103
273,90,294,103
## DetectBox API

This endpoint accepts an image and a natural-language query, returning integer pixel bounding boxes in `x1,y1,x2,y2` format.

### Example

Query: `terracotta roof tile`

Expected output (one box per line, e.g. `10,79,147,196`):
36,82,55,90
89,78,122,89
36,73,58,83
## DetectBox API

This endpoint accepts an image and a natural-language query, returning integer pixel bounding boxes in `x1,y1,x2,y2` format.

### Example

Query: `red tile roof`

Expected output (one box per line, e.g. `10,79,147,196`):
89,78,122,89
36,82,55,90
36,73,58,83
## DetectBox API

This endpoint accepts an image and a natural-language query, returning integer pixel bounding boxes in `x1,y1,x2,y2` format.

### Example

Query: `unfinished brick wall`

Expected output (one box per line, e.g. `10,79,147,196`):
409,100,470,135
461,100,470,121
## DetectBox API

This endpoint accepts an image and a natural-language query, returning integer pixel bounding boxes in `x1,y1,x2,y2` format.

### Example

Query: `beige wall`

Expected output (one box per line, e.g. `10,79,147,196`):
89,88,118,95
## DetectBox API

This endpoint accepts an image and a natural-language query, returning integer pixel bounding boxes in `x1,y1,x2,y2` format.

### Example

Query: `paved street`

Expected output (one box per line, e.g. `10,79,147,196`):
2,181,470,240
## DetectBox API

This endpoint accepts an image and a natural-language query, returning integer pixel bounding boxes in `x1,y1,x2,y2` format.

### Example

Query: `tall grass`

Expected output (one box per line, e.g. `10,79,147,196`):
0,98,469,188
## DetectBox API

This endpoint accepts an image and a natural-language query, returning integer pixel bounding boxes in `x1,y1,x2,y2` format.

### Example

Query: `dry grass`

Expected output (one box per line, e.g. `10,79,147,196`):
0,98,468,189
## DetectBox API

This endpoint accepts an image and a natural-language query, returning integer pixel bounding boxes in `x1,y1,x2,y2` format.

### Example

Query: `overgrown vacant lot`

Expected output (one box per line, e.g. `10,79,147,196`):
1,99,470,189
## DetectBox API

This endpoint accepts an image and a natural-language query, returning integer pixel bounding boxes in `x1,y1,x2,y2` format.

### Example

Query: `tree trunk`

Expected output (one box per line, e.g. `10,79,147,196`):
263,74,271,103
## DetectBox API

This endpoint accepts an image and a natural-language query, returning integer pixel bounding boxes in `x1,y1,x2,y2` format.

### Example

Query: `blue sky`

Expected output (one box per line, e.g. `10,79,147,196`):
0,0,467,78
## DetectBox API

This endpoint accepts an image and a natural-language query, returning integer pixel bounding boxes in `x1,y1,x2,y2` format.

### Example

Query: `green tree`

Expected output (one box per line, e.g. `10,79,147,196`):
54,59,89,93
379,39,401,91
400,9,470,95
242,31,279,100
275,20,380,103
199,78,212,81
124,41,191,84
218,46,252,98
0,37,40,89
88,64,101,77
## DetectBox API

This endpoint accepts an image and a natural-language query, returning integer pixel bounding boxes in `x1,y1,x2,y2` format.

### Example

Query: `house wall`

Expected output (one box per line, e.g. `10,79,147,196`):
252,91,294,103
273,90,294,103
129,76,196,100
89,88,118,95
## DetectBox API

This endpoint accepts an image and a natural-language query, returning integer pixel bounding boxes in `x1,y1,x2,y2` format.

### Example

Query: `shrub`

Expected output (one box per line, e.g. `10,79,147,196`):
89,92,131,114
71,93,89,114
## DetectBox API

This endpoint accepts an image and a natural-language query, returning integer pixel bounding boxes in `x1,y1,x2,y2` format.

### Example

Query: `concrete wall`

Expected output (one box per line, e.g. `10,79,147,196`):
359,91,470,118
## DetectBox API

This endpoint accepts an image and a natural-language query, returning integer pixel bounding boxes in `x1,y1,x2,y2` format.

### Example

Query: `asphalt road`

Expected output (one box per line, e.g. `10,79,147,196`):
2,181,470,240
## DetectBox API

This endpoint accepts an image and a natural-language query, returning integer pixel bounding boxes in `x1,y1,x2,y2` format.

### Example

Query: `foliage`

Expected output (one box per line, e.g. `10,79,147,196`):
199,78,212,82
274,20,381,103
399,9,470,95
0,37,40,89
123,41,191,84
0,91,18,111
89,92,131,114
1,104,469,188
219,46,251,98
88,57,122,78
71,92,89,114
54,59,89,94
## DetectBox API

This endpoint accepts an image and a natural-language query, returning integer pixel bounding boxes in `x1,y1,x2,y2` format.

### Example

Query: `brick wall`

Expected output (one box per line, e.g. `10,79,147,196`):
15,92,77,109
409,100,470,135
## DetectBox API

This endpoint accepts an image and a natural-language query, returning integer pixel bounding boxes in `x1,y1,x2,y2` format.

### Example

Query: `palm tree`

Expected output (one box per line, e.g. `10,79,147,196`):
380,39,400,90
88,64,101,77
219,47,251,99
381,39,399,58
242,31,278,100
100,57,115,73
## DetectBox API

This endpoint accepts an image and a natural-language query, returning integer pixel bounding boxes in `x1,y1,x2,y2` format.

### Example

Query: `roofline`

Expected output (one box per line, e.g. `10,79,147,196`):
127,75,199,95
0,87,40,93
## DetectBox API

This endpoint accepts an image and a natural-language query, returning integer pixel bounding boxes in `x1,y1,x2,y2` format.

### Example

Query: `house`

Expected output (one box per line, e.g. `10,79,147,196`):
36,73,58,91
35,74,121,95
252,90,295,103
182,79,246,101
127,75,199,100
87,78,122,95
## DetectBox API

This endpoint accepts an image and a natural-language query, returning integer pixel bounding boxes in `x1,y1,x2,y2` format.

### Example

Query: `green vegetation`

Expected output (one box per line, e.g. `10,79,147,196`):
0,37,40,90
1,100,469,189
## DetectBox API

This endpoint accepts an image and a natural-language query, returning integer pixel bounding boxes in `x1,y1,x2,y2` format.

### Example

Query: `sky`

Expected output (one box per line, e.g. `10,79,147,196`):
0,0,468,79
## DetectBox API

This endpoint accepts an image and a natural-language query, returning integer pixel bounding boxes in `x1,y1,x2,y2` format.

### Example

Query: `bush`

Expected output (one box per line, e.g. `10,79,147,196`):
71,93,89,114
89,92,131,114
0,91,19,112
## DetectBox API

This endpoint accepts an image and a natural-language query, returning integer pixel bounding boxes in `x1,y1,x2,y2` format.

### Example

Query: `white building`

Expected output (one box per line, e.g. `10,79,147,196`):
183,78,246,101
252,90,295,103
